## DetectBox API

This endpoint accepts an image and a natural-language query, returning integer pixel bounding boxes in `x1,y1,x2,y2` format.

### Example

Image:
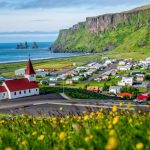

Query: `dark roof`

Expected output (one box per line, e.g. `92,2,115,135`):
4,79,38,92
25,59,36,75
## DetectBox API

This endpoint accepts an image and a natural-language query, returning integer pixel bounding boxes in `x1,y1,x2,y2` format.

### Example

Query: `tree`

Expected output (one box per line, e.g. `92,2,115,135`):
144,74,150,93
103,83,109,91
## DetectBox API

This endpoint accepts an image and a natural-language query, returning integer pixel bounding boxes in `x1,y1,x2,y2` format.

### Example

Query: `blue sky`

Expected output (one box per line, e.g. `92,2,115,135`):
0,0,149,42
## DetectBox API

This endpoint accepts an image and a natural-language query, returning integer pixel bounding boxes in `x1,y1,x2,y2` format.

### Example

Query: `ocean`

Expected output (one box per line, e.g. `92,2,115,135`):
0,42,81,63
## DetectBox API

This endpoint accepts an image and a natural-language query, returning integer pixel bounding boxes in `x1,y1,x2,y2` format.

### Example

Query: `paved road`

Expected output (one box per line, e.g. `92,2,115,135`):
0,93,149,116
88,63,117,81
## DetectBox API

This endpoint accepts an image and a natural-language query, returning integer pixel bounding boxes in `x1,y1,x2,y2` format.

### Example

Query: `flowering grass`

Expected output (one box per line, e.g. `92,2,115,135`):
0,107,150,150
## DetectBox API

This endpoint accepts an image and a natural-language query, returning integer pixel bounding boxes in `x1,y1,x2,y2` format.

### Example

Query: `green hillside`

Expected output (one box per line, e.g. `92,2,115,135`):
52,5,150,55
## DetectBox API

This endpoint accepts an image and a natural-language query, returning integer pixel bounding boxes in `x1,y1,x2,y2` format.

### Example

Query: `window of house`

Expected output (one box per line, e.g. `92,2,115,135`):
3,93,5,96
19,91,21,94
24,91,26,94
14,92,16,95
29,90,31,93
36,89,38,91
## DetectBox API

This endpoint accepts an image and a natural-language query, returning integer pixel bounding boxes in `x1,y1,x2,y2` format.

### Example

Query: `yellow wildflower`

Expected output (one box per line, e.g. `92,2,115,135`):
112,105,118,112
127,103,131,109
108,124,113,129
113,116,119,125
59,107,63,111
32,131,37,136
105,137,117,150
59,132,66,140
128,118,132,124
21,140,28,145
84,115,89,121
136,143,144,150
5,147,13,150
38,135,44,141
119,102,124,107
0,120,5,124
109,130,116,137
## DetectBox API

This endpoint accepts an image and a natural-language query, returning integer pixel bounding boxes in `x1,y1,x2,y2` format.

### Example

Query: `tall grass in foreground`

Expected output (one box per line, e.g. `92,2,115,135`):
0,105,150,150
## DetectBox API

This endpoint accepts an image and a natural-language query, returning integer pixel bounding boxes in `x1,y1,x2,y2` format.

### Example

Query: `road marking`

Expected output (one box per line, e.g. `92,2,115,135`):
33,102,136,110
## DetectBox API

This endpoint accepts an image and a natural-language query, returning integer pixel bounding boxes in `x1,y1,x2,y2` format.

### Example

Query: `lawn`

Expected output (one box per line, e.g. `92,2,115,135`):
0,106,150,150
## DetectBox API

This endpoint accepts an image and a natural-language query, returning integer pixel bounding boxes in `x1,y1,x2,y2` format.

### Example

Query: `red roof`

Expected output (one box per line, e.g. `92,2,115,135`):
0,86,7,93
4,79,38,92
25,59,36,75
117,92,133,98
137,93,149,101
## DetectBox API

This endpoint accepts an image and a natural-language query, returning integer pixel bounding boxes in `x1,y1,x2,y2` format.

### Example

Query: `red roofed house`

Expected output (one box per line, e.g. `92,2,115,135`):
117,92,133,99
0,59,39,100
136,93,149,102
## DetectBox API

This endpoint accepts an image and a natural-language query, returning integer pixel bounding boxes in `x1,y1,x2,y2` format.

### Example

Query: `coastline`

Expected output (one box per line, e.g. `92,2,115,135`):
0,53,93,65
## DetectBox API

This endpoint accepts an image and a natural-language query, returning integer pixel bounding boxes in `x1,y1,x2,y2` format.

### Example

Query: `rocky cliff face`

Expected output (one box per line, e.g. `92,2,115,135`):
52,5,150,52
86,9,149,33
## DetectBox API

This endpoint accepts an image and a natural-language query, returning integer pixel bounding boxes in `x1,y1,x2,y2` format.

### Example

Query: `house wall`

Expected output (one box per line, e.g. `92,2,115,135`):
0,92,8,100
7,88,39,99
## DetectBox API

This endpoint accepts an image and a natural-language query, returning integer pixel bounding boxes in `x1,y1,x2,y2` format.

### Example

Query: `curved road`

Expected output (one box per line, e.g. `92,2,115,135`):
0,93,149,116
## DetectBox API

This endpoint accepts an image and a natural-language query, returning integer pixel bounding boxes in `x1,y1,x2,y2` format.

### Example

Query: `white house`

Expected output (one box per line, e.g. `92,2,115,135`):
118,61,126,66
49,77,58,82
0,58,39,100
118,77,133,86
72,76,81,81
15,68,25,76
117,65,132,71
109,86,122,94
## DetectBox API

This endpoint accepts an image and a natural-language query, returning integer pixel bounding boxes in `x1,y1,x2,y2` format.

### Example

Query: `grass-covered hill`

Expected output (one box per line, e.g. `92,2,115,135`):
52,5,150,54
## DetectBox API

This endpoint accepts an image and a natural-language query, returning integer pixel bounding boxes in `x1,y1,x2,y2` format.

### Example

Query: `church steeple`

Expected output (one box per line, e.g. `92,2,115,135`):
25,58,36,75
25,58,36,82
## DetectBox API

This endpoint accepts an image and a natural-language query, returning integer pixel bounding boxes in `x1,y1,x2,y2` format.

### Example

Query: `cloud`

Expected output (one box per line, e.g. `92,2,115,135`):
0,0,149,9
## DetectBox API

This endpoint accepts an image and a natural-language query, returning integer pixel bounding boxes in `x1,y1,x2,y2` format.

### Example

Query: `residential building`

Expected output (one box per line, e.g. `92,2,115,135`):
136,74,144,82
72,76,81,81
87,86,101,93
118,77,133,86
117,65,132,71
117,92,133,99
66,79,73,85
109,86,122,94
15,68,25,76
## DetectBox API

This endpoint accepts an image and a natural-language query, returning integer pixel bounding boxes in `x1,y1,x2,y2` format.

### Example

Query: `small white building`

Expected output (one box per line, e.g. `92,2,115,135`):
118,61,126,66
109,86,122,94
15,68,25,76
0,58,39,100
49,77,58,82
72,76,81,81
117,65,132,71
118,77,133,86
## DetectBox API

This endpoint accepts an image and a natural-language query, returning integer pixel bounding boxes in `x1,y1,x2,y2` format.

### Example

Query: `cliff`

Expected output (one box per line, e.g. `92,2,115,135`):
52,5,150,53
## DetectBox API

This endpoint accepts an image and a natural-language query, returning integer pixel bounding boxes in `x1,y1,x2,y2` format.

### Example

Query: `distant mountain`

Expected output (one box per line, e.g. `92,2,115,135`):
52,4,150,53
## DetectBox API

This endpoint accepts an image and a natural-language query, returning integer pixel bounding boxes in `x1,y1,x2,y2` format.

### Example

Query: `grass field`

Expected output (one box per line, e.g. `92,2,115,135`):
0,105,150,150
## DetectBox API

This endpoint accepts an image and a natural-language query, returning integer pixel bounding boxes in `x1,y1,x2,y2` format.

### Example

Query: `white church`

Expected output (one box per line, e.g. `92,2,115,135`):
0,59,39,100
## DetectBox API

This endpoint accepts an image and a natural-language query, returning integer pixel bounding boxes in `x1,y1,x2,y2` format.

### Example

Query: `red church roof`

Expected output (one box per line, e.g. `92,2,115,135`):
4,79,39,92
0,86,7,93
25,59,36,75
